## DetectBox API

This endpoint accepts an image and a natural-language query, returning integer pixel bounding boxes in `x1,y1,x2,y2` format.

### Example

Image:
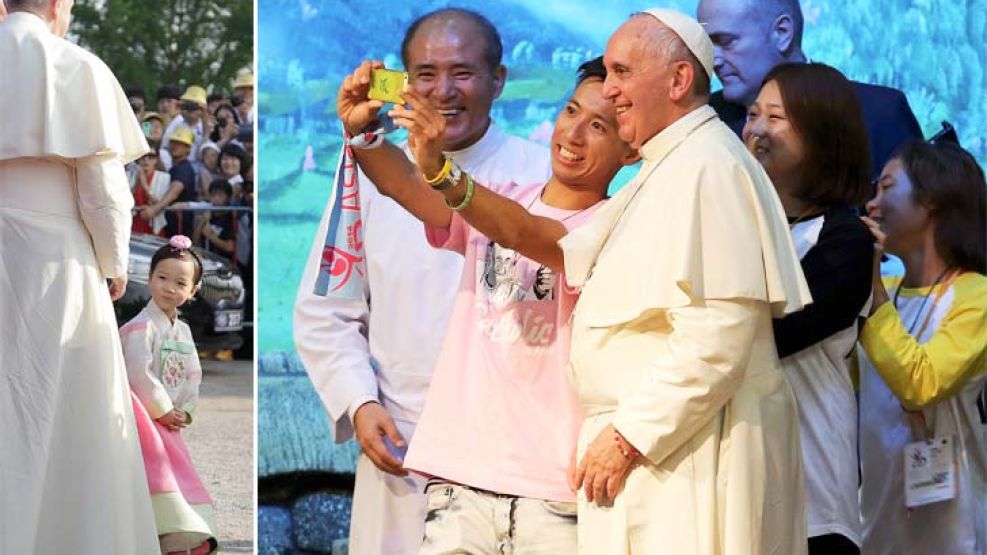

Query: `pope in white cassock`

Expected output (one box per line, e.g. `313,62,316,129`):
559,9,813,554
0,1,160,553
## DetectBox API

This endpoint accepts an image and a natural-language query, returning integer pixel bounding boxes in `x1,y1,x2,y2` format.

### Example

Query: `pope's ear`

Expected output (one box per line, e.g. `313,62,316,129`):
621,149,641,166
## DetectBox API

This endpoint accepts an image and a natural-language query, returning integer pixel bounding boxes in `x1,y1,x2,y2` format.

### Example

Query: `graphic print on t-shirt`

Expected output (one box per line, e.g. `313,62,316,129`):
479,240,556,306
476,240,559,348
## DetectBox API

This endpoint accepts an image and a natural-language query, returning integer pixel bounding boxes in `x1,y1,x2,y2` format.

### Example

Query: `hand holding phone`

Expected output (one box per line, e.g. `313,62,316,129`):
368,68,408,105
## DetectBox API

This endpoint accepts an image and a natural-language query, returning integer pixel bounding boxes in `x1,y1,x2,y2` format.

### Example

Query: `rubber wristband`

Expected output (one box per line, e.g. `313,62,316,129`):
423,157,452,185
445,173,475,211
432,161,462,191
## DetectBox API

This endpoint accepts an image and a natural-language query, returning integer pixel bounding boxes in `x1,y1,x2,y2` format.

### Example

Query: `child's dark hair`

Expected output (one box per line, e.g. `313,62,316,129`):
150,236,203,284
208,178,233,198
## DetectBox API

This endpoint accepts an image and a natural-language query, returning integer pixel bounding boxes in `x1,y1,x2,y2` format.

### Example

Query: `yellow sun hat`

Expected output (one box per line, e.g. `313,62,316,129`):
232,72,254,90
180,85,208,107
170,126,195,146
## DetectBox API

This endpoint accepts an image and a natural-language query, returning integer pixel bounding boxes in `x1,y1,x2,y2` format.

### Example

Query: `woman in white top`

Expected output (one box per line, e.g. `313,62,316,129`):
858,140,987,555
744,62,875,554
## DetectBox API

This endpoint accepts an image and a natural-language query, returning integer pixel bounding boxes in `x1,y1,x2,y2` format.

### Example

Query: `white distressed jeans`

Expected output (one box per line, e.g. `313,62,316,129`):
419,481,578,554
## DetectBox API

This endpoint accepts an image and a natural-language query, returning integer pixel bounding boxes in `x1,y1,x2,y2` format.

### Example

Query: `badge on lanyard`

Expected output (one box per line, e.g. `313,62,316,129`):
903,436,956,508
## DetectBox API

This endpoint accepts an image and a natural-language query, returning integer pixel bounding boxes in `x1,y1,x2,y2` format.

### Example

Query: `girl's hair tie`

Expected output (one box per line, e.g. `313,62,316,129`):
169,235,193,250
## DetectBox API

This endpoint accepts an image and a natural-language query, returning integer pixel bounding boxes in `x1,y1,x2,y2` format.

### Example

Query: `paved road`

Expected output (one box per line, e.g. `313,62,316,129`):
184,359,255,554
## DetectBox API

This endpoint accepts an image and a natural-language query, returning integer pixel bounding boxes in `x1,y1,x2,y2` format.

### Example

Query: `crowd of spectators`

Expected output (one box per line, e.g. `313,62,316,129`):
125,76,252,244
124,73,255,337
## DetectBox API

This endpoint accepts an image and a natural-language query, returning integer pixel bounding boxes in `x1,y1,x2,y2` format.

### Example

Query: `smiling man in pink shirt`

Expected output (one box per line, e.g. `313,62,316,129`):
337,55,638,552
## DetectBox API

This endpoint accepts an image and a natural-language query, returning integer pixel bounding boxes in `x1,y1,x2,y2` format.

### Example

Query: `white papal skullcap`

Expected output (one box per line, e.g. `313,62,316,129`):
640,8,715,80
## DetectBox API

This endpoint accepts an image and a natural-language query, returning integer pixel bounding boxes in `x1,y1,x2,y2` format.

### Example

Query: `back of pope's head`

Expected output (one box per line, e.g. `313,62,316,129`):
4,0,73,37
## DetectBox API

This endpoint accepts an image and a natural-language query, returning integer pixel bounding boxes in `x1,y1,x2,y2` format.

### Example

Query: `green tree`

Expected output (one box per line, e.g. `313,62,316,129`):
71,0,253,97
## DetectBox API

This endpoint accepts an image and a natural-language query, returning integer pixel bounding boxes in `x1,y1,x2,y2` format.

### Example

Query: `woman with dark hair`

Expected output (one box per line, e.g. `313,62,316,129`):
208,103,241,147
743,62,875,555
858,140,986,555
218,142,247,192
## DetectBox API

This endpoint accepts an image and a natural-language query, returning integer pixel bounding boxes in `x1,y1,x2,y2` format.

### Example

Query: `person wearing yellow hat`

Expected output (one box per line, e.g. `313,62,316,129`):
160,85,208,170
141,125,199,238
141,111,166,141
232,71,254,125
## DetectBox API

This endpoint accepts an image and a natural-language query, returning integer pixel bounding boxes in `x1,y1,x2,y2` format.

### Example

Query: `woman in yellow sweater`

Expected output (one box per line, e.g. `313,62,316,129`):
858,140,986,555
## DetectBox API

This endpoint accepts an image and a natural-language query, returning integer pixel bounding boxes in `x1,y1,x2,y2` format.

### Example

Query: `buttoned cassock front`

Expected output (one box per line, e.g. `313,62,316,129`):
560,106,812,554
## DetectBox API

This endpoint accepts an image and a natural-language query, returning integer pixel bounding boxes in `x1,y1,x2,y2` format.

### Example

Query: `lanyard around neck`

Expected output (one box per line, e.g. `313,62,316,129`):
892,267,960,440
893,268,959,340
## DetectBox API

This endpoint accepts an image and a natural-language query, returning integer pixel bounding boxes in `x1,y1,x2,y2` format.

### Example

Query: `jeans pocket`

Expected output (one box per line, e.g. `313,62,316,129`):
540,500,578,519
424,481,456,513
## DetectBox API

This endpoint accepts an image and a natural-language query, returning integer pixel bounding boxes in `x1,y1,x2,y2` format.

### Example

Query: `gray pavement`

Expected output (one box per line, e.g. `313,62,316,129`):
184,359,255,554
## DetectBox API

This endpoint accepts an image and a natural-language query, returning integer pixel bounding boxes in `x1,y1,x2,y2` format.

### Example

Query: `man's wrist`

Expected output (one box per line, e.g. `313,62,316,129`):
348,397,380,422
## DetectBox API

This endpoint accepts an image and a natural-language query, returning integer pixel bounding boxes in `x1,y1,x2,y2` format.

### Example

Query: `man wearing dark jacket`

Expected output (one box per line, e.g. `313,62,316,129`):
698,0,922,178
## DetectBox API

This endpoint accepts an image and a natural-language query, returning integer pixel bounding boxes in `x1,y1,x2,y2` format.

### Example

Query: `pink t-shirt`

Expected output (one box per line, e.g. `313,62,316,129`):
403,181,602,502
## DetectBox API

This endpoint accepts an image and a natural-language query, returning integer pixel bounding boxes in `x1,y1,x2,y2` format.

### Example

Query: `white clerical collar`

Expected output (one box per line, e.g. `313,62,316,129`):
638,105,717,163
6,11,49,31
444,121,506,169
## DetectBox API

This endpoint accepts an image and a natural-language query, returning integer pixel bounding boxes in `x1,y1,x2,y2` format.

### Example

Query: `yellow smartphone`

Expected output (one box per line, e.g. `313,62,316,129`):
368,68,408,104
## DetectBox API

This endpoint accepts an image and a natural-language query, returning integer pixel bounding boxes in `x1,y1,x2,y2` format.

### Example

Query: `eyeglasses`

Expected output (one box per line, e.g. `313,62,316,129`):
181,101,202,112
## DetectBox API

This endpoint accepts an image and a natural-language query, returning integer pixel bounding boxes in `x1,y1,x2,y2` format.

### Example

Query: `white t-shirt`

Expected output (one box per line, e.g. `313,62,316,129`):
781,213,868,545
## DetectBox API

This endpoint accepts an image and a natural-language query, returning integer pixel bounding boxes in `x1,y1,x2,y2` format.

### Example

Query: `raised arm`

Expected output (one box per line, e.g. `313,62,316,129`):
337,61,451,229
390,88,568,271
860,276,987,410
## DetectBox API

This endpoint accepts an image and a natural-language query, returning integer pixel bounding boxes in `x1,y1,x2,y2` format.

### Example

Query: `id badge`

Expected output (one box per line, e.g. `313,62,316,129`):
903,436,956,508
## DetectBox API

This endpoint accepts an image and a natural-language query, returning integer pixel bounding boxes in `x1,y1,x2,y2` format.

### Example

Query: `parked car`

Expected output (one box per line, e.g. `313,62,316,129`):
115,233,245,351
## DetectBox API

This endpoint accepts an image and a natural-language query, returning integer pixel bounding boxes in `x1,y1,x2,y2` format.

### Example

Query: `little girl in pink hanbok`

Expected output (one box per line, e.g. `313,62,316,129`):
120,235,217,555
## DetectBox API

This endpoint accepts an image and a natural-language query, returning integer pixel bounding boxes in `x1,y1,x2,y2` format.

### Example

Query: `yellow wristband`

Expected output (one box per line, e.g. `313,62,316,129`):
423,157,452,185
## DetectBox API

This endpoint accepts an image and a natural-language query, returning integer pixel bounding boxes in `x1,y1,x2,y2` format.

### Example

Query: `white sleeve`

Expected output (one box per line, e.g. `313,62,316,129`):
75,152,133,279
611,299,760,465
159,117,180,171
122,324,174,419
293,177,379,444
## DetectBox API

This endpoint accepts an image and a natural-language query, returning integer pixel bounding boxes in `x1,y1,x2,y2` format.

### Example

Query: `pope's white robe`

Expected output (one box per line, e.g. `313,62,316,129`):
560,105,812,554
294,123,550,555
0,11,158,555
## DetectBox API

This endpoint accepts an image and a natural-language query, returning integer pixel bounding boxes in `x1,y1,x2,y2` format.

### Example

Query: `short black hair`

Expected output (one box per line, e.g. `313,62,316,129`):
220,143,246,164
156,85,182,101
207,93,226,104
125,86,146,101
577,56,606,84
208,179,233,198
400,8,503,72
221,143,252,176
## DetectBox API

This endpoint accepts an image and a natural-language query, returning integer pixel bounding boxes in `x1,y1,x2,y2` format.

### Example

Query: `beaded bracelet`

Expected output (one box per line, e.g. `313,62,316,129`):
613,429,640,460
445,173,475,211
